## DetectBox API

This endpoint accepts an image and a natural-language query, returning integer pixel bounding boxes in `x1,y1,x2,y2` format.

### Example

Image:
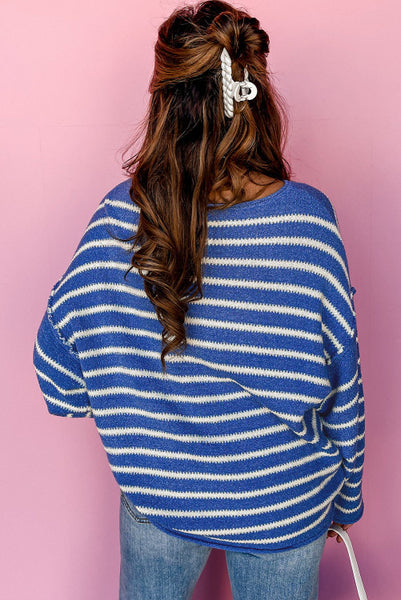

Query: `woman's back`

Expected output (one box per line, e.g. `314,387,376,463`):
33,176,365,554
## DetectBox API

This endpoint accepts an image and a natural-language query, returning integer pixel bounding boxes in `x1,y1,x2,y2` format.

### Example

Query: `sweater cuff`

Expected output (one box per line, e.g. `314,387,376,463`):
33,304,93,418
332,476,364,524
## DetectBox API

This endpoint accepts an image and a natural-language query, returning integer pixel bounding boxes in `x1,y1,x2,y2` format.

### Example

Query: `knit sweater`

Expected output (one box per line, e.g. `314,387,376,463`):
33,178,365,554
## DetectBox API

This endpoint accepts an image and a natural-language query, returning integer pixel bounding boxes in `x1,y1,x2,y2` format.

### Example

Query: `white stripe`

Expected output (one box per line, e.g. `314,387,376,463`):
204,277,321,297
56,283,353,349
51,272,354,344
337,489,361,501
86,372,326,420
51,282,144,311
41,391,89,414
51,255,352,314
54,279,324,308
344,476,362,488
321,295,355,337
57,303,325,346
81,351,330,387
95,405,273,424
119,463,340,499
57,304,323,346
50,277,340,336
163,351,330,386
105,197,139,214
143,504,334,546
110,439,307,466
52,260,130,295
208,235,349,281
175,496,332,546
322,323,346,354
204,257,352,310
190,297,322,322
101,206,342,241
76,330,326,366
343,460,364,473
207,213,342,237
176,504,333,544
87,381,324,417
111,450,339,481
35,338,85,386
182,505,332,544
106,437,339,467
34,366,87,396
97,419,310,442
132,470,338,520
73,237,132,260
106,429,302,460
51,281,323,324
90,385,248,405
328,432,364,448
322,413,359,431
138,481,342,537
322,368,359,407
333,498,363,515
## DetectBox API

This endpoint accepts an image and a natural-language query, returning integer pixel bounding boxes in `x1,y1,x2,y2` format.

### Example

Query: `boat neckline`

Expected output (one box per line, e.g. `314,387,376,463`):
207,179,291,211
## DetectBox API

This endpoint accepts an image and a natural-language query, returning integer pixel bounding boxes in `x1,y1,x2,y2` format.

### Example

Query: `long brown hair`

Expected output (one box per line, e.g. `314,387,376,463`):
115,0,291,373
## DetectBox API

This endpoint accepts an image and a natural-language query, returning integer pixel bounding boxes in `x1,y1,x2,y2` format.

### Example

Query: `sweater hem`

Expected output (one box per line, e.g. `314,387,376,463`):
123,486,339,555
140,508,335,554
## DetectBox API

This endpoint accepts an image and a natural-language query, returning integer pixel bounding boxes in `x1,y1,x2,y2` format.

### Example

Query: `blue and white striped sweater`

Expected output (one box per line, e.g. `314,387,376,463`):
33,178,365,553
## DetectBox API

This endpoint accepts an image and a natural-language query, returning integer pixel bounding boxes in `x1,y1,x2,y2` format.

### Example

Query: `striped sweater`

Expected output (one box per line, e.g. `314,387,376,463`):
33,178,365,554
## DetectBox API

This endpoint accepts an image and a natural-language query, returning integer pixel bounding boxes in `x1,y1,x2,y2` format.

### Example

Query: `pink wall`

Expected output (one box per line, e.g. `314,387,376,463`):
1,0,399,598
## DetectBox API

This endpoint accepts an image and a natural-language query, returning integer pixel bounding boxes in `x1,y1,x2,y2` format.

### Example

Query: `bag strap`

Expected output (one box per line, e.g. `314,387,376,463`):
327,525,368,600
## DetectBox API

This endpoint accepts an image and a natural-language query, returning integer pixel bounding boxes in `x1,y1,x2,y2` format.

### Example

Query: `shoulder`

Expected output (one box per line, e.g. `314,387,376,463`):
103,177,132,201
101,178,139,235
285,180,350,269
287,179,340,227
48,178,137,324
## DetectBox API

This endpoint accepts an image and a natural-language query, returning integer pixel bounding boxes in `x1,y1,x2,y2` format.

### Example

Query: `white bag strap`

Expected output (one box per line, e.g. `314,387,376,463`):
327,524,368,600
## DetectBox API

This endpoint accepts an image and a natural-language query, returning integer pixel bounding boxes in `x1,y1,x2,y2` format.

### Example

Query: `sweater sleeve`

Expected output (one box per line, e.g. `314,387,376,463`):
318,298,365,524
31,188,115,419
33,297,93,418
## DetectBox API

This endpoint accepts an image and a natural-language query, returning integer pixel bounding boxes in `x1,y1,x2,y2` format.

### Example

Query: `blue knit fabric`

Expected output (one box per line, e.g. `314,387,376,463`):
33,178,365,554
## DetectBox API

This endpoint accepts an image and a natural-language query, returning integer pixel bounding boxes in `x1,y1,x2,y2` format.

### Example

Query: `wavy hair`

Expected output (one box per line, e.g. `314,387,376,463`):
115,0,291,373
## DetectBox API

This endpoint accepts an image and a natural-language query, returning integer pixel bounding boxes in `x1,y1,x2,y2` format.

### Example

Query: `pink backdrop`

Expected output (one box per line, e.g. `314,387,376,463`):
1,1,400,598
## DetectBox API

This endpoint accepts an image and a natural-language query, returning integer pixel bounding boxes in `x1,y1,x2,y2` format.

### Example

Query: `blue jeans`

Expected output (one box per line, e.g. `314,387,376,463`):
119,491,328,600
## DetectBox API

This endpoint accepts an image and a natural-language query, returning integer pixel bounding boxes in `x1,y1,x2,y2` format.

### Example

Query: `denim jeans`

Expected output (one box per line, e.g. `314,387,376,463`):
119,491,328,600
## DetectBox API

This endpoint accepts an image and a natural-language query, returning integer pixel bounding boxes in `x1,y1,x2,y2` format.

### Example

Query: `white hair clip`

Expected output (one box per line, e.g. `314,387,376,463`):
220,47,258,118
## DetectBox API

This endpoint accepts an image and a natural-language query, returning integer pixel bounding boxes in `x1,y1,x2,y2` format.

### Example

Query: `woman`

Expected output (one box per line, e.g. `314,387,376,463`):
33,1,365,599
